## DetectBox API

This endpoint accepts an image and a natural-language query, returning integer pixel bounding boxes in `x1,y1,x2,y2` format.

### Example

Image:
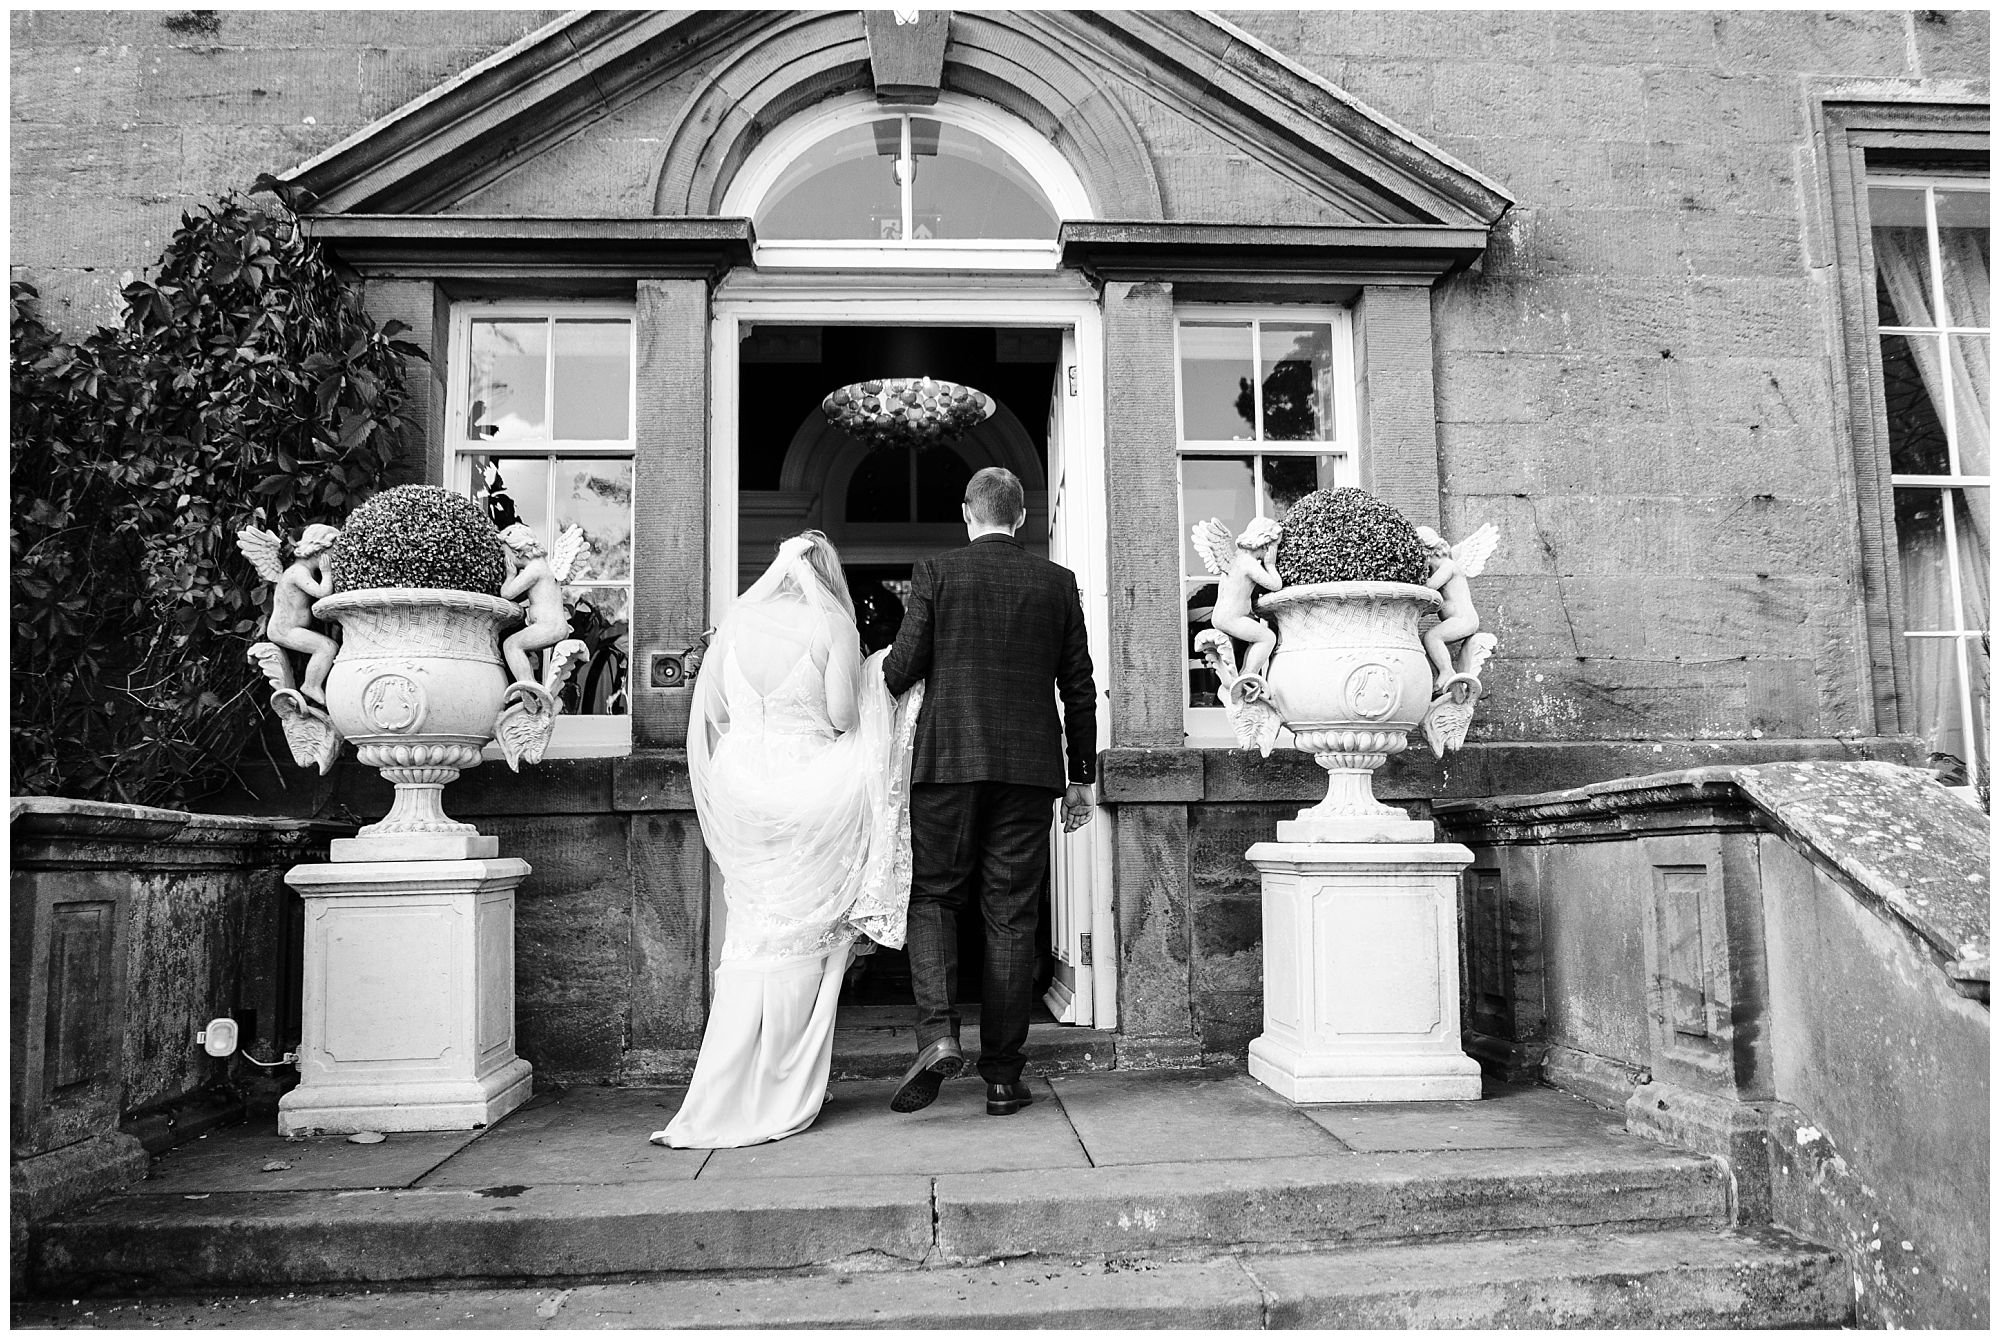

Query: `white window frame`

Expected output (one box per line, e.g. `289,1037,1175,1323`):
444,298,637,758
719,91,1093,271
1173,304,1361,745
1867,169,1990,795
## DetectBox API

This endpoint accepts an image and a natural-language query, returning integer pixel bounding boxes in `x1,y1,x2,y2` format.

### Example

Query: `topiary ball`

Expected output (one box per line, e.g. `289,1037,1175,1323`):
328,485,507,595
1273,486,1430,586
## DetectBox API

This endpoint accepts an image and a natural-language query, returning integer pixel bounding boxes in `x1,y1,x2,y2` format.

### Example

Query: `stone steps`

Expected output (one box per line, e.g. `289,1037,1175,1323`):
16,1228,1850,1329
34,1144,1729,1295
830,1010,1116,1081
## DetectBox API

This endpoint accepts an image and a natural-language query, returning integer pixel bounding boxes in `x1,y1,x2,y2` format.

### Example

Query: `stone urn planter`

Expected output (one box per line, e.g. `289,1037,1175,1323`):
1261,580,1442,843
315,588,519,862
1199,486,1496,1105
236,484,590,1135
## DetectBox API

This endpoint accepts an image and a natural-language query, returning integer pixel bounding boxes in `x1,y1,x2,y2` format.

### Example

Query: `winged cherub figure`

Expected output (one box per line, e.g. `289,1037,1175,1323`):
1190,515,1285,699
1414,522,1502,758
235,523,341,703
1415,522,1499,686
494,523,592,771
498,523,590,689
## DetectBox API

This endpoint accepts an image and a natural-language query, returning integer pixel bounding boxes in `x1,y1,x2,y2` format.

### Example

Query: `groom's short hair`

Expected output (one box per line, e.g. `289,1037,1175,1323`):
964,467,1026,527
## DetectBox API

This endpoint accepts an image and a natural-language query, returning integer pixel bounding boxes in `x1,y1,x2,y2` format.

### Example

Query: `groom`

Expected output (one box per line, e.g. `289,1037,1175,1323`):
882,466,1097,1117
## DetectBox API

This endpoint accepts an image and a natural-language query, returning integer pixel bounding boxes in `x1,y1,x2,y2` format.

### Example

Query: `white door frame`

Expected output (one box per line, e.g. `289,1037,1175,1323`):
708,274,1118,1030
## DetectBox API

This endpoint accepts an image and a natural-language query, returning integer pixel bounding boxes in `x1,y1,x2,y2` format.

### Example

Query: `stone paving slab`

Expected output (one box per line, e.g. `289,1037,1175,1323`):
11,1229,1848,1330
131,1125,485,1194
419,1088,706,1188
34,1177,935,1293
1048,1066,1347,1165
698,1077,1089,1179
1248,1226,1849,1329
1299,1081,1628,1153
933,1143,1725,1261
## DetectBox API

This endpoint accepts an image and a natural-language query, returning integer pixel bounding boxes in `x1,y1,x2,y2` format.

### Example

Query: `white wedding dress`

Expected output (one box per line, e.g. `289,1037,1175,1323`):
652,544,922,1149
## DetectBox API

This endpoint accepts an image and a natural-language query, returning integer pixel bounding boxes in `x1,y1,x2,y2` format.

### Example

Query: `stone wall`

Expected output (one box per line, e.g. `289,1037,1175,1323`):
9,799,341,1281
8,8,558,331
1436,762,1990,1328
218,755,711,1086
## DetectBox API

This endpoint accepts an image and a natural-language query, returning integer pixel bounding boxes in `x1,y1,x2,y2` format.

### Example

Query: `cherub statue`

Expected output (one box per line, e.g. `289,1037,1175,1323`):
1194,629,1282,757
493,523,592,771
1190,515,1285,701
235,523,341,703
1414,522,1502,758
498,523,589,688
1415,523,1499,686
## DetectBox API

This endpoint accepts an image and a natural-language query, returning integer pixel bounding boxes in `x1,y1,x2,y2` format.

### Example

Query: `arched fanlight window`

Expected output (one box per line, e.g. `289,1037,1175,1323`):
722,93,1092,267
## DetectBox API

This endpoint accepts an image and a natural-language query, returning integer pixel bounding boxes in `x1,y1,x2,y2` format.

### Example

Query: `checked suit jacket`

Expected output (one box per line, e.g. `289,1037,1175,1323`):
882,533,1097,791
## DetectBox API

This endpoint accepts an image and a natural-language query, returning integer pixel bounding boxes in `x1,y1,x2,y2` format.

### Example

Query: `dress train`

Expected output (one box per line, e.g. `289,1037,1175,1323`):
651,942,854,1148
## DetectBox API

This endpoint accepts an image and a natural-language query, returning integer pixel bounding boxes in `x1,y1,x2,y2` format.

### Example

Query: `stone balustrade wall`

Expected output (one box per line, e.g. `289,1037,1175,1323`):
1436,762,1989,1329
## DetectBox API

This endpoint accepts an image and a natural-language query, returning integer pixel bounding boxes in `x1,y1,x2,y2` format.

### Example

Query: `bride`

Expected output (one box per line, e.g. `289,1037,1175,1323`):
651,531,923,1148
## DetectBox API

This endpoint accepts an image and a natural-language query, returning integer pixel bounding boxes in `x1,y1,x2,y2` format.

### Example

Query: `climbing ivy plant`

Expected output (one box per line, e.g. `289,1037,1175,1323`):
10,192,427,806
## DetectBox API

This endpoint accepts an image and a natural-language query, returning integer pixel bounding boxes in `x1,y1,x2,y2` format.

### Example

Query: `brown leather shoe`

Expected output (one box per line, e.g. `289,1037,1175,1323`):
889,1037,966,1113
985,1082,1034,1116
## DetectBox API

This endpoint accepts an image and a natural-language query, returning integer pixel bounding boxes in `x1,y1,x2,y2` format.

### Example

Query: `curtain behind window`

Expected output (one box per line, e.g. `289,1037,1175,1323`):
1875,213,1990,782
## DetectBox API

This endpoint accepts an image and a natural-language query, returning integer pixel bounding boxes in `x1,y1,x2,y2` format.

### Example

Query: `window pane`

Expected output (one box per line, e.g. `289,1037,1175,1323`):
1259,323,1333,441
909,121,1059,241
757,122,902,240
1904,636,1985,784
1896,487,1950,630
562,585,629,717
469,454,549,535
1186,581,1224,708
1179,323,1255,441
1951,486,1991,633
1935,189,1990,329
1951,334,1990,477
1262,454,1341,518
847,447,911,522
1872,187,1935,329
1881,334,1949,475
1893,486,1990,635
467,320,548,441
552,459,633,582
1181,455,1255,575
552,321,631,440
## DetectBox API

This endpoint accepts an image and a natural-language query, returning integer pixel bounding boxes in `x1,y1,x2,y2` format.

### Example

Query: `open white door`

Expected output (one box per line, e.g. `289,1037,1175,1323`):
1044,329,1113,1027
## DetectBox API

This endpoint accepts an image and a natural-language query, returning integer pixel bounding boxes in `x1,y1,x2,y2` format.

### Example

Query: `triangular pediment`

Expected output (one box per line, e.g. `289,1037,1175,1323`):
282,9,1511,230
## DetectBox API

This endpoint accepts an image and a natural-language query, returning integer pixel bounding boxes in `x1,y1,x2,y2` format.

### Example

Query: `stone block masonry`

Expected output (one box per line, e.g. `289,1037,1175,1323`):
8,9,556,333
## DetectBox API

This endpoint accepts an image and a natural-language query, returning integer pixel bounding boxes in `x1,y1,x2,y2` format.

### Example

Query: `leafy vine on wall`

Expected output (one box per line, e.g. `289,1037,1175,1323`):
10,193,427,807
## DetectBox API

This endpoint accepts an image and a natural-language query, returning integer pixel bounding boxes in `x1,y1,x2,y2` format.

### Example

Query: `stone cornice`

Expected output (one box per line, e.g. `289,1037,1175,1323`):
1435,761,1990,994
10,797,347,870
275,9,1514,238
1060,222,1491,287
301,215,756,280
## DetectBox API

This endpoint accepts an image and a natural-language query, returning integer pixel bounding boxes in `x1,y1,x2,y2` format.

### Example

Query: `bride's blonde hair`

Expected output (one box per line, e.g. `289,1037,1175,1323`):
787,529,856,624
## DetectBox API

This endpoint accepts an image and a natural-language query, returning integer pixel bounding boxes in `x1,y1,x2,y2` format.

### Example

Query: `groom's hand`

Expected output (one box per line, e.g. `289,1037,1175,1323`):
1061,784,1094,832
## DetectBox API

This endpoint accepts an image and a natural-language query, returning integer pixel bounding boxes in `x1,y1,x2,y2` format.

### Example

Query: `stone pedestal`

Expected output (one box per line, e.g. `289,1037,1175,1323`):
1246,841,1483,1103
278,858,533,1136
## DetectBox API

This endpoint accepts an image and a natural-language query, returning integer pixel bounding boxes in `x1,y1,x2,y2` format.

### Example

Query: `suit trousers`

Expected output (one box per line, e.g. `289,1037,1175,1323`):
906,780,1059,1085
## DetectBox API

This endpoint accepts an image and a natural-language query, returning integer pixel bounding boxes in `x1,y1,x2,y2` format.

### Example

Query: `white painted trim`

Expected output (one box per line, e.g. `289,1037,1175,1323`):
1170,304,1359,743
720,91,1093,270
709,281,1116,1029
442,297,638,755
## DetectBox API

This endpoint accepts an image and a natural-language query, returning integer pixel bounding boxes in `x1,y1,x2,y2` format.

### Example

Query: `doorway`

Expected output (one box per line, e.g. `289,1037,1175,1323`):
709,285,1116,1030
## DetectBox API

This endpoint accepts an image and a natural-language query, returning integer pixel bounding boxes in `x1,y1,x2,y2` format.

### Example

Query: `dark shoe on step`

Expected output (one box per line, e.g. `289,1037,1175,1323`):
986,1082,1034,1116
889,1038,966,1113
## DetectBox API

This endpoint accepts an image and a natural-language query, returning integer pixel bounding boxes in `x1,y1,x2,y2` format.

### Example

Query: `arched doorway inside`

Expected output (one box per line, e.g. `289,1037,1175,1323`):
734,323,1060,1008
706,88,1114,1028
